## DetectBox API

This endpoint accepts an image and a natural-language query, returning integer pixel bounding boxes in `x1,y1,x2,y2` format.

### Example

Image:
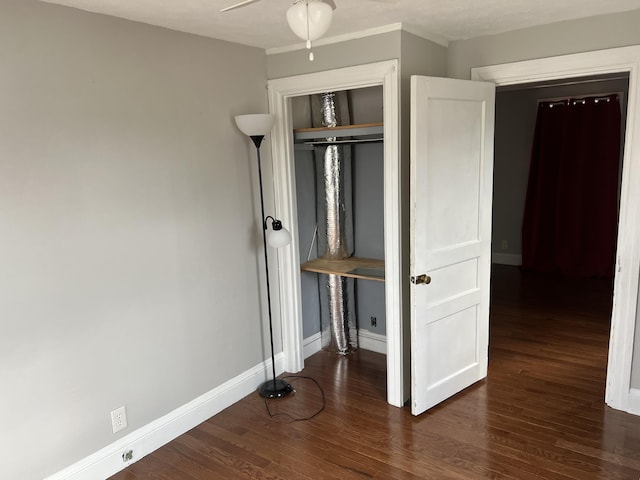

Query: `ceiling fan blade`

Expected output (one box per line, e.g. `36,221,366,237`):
220,0,261,12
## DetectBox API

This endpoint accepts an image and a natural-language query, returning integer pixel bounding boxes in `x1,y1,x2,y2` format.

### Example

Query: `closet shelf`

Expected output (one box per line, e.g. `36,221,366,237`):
293,122,383,146
300,257,385,282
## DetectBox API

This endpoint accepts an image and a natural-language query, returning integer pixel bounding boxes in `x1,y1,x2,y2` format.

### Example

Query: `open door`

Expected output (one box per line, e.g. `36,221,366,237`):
410,76,495,416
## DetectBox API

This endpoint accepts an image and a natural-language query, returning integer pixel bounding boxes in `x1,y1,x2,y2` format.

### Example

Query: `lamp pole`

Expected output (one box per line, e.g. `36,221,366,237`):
250,134,293,399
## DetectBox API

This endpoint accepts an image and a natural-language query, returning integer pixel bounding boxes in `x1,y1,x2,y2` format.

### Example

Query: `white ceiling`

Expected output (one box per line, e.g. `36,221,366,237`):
40,0,640,50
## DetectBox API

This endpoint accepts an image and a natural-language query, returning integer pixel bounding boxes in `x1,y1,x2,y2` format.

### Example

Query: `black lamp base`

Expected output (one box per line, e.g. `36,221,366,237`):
258,379,294,399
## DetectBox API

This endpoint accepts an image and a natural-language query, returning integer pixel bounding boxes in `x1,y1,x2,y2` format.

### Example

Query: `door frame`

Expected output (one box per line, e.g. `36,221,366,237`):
472,45,640,415
267,60,404,407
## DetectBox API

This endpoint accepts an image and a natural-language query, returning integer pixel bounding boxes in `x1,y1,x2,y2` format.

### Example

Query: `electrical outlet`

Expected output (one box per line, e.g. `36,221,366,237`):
111,406,128,434
501,239,508,250
370,316,377,327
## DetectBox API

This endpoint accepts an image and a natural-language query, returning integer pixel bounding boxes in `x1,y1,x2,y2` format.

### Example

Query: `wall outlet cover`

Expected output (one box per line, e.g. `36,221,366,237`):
111,406,128,434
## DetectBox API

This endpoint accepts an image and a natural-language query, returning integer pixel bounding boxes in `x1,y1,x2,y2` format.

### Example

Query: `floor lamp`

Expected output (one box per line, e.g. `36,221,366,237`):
235,114,294,399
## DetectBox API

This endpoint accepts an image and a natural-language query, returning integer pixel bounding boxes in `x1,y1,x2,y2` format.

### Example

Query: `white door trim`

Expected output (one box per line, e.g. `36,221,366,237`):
267,60,404,407
472,45,640,414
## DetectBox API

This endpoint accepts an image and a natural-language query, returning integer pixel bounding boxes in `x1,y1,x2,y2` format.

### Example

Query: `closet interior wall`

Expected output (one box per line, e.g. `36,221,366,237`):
292,86,386,349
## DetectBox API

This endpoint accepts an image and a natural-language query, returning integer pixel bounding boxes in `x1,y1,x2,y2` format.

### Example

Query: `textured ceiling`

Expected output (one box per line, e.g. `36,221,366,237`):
40,0,640,50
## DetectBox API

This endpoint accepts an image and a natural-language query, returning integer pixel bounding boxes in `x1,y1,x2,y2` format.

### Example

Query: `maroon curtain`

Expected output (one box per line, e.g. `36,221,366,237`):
522,94,621,277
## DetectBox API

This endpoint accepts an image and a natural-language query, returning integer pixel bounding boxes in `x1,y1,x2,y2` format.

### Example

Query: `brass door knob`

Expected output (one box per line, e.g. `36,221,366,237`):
411,274,431,285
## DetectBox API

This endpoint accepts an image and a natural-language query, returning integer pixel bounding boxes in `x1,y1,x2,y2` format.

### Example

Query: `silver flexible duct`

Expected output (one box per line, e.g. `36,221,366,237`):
313,92,357,354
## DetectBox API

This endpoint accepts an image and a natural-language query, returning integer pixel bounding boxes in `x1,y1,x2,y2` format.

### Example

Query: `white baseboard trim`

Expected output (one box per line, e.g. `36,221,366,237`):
303,332,322,359
303,329,387,358
44,353,285,480
492,253,522,266
628,388,640,415
358,329,387,354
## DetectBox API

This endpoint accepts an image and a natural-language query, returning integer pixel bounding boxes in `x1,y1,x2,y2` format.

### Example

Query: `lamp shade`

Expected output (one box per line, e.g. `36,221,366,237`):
235,114,275,136
267,225,292,248
286,0,333,42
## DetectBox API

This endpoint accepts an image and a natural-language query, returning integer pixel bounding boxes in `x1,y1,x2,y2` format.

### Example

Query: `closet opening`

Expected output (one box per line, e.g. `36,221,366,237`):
291,86,387,398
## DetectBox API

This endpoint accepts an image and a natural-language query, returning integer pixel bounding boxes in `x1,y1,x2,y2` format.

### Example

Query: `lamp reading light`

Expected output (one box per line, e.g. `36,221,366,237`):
266,217,292,249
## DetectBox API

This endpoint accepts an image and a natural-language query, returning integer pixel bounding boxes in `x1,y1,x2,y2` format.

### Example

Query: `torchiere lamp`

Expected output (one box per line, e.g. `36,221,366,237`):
235,113,294,399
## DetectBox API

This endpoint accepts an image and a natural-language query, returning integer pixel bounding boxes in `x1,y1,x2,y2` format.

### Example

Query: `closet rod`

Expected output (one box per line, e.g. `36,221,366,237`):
299,137,383,147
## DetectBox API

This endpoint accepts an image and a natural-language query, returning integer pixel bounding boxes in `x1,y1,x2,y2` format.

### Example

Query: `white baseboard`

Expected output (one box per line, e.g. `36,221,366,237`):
492,253,522,266
628,388,640,415
51,329,387,480
44,353,285,480
303,332,322,359
358,329,387,354
303,329,387,357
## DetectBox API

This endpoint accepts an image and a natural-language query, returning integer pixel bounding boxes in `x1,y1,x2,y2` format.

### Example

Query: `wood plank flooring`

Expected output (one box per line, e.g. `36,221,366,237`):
110,265,640,479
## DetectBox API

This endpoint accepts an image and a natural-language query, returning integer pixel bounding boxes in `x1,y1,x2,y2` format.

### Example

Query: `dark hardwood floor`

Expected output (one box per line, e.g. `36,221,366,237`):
110,265,640,479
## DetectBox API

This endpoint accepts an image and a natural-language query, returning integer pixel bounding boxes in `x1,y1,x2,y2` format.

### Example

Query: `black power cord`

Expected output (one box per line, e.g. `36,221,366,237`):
263,375,325,422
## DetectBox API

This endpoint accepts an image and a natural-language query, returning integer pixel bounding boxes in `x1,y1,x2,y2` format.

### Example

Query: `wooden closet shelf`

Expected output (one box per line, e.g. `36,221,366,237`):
293,122,383,134
293,122,384,145
300,257,385,282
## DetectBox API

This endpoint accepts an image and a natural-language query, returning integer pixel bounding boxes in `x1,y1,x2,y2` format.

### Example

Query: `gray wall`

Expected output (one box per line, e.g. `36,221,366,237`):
293,144,321,338
353,142,386,334
448,11,640,391
351,88,386,335
447,9,640,80
493,78,629,258
267,31,402,79
291,95,322,339
0,2,270,479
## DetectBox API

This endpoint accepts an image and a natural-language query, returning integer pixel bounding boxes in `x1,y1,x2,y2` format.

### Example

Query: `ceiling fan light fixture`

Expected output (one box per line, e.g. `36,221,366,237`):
286,0,333,42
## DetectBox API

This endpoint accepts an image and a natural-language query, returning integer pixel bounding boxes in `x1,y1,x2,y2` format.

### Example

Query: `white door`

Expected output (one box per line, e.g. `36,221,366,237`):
410,76,495,416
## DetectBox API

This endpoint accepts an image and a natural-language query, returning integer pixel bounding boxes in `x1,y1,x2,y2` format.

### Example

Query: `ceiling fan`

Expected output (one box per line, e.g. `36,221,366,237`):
220,0,398,60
